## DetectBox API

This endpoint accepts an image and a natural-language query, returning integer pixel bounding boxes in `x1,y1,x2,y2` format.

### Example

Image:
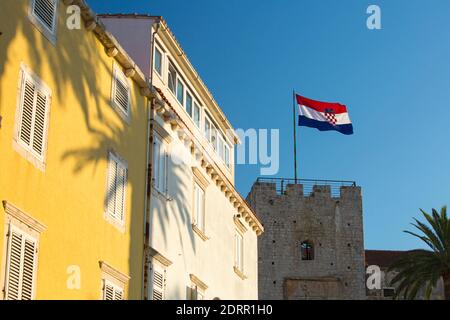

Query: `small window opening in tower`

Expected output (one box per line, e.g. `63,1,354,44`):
300,240,314,260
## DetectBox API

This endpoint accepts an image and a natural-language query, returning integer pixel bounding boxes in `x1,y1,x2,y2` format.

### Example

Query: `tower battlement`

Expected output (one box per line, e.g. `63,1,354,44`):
248,178,359,199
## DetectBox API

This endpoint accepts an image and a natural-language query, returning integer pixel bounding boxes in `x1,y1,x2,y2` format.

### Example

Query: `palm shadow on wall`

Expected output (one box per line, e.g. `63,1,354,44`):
1,0,196,298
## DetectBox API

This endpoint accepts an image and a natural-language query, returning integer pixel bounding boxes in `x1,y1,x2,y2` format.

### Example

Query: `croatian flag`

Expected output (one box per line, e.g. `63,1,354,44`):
296,94,354,135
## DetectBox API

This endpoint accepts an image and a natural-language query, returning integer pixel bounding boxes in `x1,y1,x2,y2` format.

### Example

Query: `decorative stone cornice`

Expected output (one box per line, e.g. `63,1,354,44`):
148,247,173,267
189,274,208,290
234,216,247,234
192,167,210,190
2,201,46,233
99,261,130,284
152,120,172,144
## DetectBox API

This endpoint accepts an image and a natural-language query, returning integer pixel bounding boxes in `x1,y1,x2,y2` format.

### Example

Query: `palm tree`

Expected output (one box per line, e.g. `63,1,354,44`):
389,206,450,300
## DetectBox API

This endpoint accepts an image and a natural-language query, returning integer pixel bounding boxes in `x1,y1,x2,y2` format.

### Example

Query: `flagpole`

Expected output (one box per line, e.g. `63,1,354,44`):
293,90,298,182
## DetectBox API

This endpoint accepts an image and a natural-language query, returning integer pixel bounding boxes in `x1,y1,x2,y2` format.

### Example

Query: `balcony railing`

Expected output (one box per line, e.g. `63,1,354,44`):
256,177,357,198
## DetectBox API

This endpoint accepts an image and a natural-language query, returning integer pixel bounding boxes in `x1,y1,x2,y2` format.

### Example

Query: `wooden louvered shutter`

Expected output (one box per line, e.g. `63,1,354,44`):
103,282,115,300
152,136,167,195
21,239,36,300
32,0,58,34
5,227,38,300
5,231,23,300
18,69,50,160
106,157,118,219
32,91,47,156
103,280,124,300
19,78,35,148
114,288,124,300
114,78,129,112
151,265,165,300
106,153,127,224
153,137,161,191
116,164,127,223
113,67,130,115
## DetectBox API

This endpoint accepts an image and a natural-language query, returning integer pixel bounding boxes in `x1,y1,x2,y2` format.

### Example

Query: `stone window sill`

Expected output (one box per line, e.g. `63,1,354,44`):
233,266,247,280
192,224,209,241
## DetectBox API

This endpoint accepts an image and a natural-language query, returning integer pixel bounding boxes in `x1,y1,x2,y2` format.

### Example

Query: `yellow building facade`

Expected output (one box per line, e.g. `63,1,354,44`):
0,0,153,299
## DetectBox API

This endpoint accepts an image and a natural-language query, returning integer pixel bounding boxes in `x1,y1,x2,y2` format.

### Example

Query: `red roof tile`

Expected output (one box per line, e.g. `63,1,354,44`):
365,250,416,268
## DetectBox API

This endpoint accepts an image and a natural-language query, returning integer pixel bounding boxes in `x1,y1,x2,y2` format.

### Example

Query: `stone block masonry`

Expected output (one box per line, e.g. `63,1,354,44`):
246,180,366,300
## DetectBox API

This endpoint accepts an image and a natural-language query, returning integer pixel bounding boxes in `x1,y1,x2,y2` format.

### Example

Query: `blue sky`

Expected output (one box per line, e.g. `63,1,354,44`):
88,0,450,250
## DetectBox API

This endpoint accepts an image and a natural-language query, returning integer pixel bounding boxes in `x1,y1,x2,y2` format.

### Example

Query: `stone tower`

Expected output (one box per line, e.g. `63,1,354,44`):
246,179,366,300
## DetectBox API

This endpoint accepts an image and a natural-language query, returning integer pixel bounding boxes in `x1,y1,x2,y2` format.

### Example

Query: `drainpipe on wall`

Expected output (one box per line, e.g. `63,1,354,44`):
142,17,161,300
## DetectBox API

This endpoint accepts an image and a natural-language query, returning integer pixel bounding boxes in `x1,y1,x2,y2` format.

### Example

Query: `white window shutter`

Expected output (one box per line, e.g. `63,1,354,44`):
5,227,38,300
116,165,127,223
103,282,114,300
114,78,129,112
32,0,58,33
112,67,130,115
103,280,124,300
5,231,23,300
106,158,118,219
17,69,51,161
194,184,205,231
106,153,127,224
19,78,36,147
161,147,167,194
151,264,165,300
21,239,37,300
153,136,168,195
153,138,161,191
32,91,48,156
114,288,124,300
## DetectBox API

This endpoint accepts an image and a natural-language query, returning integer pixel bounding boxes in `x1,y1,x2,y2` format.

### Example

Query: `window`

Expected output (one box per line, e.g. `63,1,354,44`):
211,127,217,150
102,280,124,300
224,144,230,168
186,92,193,116
191,286,204,300
29,0,58,43
218,136,224,160
189,274,207,300
193,183,205,233
235,232,244,272
15,65,51,166
154,46,163,76
4,225,38,300
300,241,314,260
176,79,184,105
168,61,177,94
105,152,127,226
153,135,168,195
193,102,201,128
204,114,217,150
184,89,202,129
150,263,166,300
99,261,129,300
204,116,211,141
217,135,232,168
111,65,131,119
205,121,232,169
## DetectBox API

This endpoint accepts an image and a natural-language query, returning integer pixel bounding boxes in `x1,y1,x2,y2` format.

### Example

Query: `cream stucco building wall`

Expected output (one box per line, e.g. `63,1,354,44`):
100,14,263,300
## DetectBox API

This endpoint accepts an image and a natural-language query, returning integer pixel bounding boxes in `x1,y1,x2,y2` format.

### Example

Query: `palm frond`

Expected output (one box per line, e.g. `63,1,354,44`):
389,206,450,300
